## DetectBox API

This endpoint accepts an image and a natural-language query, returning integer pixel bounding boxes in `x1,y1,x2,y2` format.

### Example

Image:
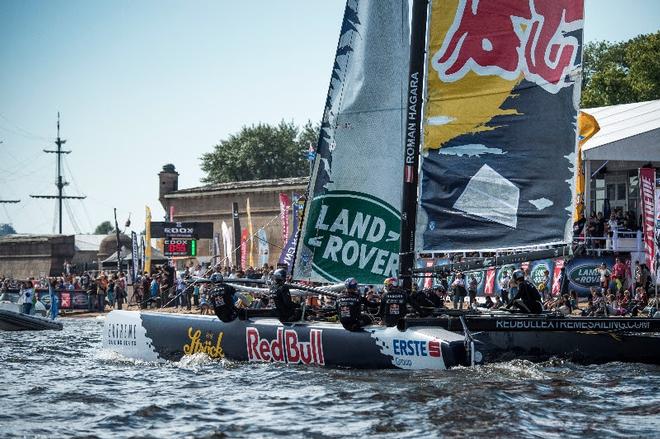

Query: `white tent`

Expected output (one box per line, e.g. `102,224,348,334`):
583,99,660,162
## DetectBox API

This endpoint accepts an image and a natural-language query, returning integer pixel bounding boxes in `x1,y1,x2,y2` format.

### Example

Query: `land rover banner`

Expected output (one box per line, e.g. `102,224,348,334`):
416,0,584,252
293,0,409,283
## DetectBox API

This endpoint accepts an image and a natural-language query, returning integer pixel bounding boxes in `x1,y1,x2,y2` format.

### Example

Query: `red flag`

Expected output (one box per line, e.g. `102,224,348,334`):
640,168,656,267
552,259,564,296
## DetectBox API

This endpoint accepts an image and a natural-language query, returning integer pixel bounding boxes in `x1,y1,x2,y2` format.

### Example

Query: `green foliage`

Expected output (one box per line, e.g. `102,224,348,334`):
582,31,660,107
0,223,16,236
200,121,319,184
94,221,115,235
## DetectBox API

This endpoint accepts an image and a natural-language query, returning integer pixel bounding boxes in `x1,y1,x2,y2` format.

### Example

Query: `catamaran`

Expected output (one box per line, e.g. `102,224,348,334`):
103,0,660,369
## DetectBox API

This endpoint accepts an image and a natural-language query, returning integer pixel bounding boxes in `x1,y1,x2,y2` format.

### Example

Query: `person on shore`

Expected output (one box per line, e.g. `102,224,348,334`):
116,272,127,310
48,279,59,320
149,275,160,308
271,268,300,323
507,270,543,314
107,275,115,309
337,277,371,331
467,274,478,307
379,277,407,327
451,273,467,310
97,274,108,312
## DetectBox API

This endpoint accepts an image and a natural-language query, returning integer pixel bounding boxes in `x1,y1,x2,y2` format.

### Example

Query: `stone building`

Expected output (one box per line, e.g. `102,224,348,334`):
158,164,308,268
0,234,75,279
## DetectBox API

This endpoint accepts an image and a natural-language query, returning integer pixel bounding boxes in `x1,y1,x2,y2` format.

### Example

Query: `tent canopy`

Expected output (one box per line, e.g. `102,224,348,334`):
583,100,660,162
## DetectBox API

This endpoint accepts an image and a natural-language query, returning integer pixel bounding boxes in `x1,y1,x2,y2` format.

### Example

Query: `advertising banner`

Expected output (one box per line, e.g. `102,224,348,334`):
640,168,656,267
221,221,232,266
240,228,248,269
279,193,291,246
294,1,409,283
257,229,269,267
564,256,615,296
131,231,139,283
417,0,584,251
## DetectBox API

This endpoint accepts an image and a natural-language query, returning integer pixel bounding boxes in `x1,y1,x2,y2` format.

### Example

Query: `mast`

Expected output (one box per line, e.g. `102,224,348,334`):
30,113,86,234
399,0,429,291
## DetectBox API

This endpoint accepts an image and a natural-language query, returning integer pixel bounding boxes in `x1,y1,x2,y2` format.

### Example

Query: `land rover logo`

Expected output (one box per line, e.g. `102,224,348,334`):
304,191,400,283
568,263,601,288
530,263,550,286
496,265,516,287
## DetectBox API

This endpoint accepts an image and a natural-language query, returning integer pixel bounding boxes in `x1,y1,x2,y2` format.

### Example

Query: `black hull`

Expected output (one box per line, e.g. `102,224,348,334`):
102,311,660,369
102,311,468,370
0,309,63,331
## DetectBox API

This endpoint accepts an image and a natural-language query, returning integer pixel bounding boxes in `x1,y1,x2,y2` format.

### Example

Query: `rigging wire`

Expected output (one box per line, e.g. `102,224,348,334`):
62,156,93,232
64,198,82,234
0,113,51,141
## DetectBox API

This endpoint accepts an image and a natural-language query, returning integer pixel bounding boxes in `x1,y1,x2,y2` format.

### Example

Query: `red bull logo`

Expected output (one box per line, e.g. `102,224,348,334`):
246,327,325,366
433,0,583,93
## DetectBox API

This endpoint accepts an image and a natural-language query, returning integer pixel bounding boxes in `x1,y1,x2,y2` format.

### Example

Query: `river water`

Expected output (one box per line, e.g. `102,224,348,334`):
1,317,658,438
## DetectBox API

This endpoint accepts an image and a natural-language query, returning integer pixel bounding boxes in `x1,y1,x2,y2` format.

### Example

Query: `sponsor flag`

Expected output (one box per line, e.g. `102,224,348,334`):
551,259,565,296
484,267,496,296
417,0,584,251
640,168,656,267
258,228,269,267
574,111,600,222
247,198,254,268
294,1,409,283
307,144,316,162
145,206,152,274
241,228,248,269
656,178,660,281
131,231,139,283
221,221,233,266
279,193,291,245
139,235,145,274
213,233,221,266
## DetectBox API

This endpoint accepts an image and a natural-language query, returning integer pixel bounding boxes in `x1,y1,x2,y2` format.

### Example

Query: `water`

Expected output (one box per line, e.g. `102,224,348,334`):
1,318,659,438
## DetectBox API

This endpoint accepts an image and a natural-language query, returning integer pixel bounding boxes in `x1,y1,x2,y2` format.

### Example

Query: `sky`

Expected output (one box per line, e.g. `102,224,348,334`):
1,0,659,235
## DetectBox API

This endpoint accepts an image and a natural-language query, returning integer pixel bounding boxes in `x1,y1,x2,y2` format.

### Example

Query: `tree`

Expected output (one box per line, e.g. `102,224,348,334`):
0,223,16,236
582,31,660,107
200,121,320,184
94,221,115,235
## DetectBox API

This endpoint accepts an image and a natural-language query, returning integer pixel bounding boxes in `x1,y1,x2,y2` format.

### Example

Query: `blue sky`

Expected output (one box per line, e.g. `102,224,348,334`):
1,0,658,234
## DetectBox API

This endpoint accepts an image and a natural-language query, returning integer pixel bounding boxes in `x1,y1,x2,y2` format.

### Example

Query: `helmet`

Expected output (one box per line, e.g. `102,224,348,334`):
272,268,287,282
384,277,399,288
512,270,525,282
210,273,223,283
344,277,358,290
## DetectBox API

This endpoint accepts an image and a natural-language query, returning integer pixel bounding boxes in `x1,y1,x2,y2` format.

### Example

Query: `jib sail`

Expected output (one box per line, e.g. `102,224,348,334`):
293,0,409,283
415,0,584,252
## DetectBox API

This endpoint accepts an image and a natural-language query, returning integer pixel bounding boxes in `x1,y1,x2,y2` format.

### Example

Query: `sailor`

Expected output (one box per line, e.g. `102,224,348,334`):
379,277,407,327
336,278,372,331
209,273,239,323
270,268,301,323
507,269,543,314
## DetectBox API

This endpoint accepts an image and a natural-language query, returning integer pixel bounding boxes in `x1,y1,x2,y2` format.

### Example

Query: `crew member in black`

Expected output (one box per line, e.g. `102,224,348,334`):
507,269,543,314
409,288,435,317
336,278,372,331
271,268,301,323
379,277,407,327
210,273,239,323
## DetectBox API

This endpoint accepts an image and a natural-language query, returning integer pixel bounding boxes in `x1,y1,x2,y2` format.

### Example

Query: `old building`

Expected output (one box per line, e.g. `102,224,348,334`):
0,234,75,279
158,164,308,268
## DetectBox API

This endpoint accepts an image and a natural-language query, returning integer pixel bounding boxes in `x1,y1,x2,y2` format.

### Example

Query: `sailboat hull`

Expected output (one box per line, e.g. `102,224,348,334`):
102,311,660,368
102,311,468,370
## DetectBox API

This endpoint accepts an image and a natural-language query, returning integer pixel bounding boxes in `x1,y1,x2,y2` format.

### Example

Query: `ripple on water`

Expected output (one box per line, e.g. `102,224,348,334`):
1,317,659,438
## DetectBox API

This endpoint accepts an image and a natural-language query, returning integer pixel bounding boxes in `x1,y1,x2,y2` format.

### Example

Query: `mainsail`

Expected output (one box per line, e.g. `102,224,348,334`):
415,0,584,252
293,0,410,283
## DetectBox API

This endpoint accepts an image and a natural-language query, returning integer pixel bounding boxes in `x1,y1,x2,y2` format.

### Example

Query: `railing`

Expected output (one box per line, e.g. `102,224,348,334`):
573,229,643,254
